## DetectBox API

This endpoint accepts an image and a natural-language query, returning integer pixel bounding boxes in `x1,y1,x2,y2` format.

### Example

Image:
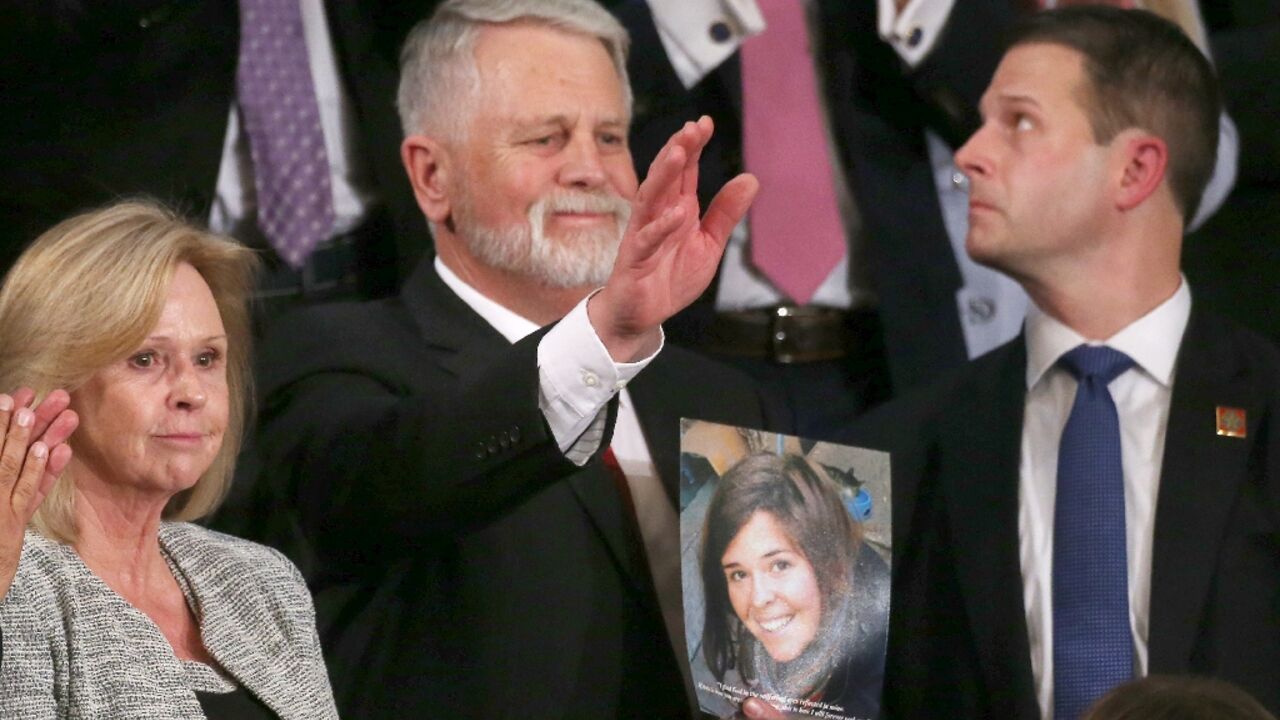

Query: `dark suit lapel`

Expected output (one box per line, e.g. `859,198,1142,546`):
400,262,652,593
399,261,511,379
1148,309,1260,672
936,342,1040,717
566,407,655,596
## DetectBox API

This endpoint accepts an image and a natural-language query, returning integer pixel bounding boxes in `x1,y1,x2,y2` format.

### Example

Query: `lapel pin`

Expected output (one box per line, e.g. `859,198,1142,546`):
1215,406,1247,438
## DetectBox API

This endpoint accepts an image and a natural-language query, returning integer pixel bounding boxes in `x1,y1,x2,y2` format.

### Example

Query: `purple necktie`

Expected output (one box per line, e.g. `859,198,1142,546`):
236,0,334,269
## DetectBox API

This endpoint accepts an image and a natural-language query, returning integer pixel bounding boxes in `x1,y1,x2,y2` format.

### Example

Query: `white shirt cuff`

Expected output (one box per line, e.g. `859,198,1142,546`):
536,292,664,463
647,0,765,89
877,0,956,68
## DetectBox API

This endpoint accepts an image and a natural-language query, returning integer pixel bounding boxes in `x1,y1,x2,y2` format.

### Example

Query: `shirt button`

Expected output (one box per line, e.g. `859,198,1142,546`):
709,21,733,43
613,380,628,391
581,370,599,388
967,297,997,324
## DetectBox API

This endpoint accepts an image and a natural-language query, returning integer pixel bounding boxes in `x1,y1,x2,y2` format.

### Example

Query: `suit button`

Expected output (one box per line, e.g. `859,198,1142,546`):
510,425,522,444
499,431,511,450
474,441,487,460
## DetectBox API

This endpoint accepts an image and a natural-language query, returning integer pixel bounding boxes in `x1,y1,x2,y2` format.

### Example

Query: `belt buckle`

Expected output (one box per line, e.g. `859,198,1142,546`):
769,306,802,364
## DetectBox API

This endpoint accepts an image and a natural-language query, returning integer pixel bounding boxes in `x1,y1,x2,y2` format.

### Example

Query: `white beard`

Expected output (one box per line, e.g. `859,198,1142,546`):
456,189,631,289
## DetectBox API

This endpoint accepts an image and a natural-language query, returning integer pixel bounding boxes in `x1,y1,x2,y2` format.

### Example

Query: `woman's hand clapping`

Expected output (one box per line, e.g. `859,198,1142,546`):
0,389,78,601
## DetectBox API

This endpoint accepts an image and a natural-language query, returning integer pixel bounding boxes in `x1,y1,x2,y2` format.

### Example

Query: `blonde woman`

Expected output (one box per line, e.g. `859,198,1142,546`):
0,201,337,719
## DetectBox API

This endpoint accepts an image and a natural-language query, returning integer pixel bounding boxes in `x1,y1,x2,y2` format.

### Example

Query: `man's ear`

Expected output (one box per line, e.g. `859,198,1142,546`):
402,134,454,226
1114,129,1169,212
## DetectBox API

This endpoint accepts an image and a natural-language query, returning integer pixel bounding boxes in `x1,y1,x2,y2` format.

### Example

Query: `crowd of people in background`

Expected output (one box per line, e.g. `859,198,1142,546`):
0,0,1276,718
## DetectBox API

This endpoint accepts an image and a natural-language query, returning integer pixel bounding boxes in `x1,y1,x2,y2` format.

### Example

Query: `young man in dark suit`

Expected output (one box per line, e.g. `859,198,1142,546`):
250,1,779,717
749,7,1278,720
878,8,1280,719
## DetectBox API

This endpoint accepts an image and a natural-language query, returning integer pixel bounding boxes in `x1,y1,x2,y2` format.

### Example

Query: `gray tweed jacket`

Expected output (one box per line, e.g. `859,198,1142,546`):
0,523,338,719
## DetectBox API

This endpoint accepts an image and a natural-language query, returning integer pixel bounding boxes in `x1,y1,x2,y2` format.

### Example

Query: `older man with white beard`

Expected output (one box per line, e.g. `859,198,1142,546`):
246,0,783,718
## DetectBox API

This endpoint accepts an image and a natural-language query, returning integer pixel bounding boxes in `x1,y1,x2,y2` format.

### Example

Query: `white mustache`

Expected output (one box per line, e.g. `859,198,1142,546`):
535,191,631,221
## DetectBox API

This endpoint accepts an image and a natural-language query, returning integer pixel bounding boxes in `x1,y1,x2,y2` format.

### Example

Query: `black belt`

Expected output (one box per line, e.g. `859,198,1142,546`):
705,306,878,364
255,229,363,301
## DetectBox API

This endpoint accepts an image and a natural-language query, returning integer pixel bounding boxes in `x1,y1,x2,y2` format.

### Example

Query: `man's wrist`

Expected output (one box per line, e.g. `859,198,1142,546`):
586,288,662,363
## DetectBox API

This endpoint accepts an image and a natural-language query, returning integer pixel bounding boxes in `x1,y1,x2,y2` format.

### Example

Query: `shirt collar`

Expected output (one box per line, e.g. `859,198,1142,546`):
435,257,540,344
1024,277,1191,390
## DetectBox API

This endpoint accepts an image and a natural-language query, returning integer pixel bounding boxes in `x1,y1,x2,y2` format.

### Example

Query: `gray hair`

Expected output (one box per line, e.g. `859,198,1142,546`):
396,0,633,139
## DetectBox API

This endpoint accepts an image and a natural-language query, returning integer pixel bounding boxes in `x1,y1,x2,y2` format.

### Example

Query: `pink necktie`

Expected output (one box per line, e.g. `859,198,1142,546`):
742,0,846,306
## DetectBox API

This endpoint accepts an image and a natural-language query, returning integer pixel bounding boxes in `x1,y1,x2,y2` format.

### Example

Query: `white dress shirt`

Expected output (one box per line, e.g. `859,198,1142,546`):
435,259,692,703
1018,281,1192,719
209,1,377,241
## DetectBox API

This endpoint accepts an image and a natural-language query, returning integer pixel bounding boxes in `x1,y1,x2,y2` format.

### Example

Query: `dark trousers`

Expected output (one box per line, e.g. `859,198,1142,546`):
700,308,893,441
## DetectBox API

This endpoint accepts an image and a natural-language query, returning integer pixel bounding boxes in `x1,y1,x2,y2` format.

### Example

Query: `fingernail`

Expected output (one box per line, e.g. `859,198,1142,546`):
16,408,33,427
31,442,47,459
0,395,11,412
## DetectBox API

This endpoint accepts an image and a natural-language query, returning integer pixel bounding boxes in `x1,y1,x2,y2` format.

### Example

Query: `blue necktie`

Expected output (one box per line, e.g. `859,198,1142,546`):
1053,345,1136,720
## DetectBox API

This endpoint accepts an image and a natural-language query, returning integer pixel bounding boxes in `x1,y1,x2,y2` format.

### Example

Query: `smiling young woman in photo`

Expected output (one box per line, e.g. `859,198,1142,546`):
700,452,889,720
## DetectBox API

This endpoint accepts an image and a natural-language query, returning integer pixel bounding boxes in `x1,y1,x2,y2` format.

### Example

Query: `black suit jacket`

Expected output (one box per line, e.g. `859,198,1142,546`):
852,307,1280,717
0,1,430,289
613,0,1018,392
251,261,783,718
1185,1,1280,346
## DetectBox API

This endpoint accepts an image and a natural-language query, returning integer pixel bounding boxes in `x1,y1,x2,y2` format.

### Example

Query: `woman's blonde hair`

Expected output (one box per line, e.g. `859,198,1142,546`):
0,200,259,542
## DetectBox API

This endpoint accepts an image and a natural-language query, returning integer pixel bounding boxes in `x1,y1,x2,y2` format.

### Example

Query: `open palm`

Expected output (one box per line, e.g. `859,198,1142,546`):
592,116,759,360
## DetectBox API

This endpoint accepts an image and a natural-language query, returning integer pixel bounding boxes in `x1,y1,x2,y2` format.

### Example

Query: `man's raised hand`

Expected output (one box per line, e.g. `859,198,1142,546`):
589,116,758,361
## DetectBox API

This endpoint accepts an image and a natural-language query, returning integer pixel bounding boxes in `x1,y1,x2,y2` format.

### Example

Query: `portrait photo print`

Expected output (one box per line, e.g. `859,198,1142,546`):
680,420,891,720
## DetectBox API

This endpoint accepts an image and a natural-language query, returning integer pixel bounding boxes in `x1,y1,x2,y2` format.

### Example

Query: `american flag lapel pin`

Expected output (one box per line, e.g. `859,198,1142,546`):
1215,406,1247,438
